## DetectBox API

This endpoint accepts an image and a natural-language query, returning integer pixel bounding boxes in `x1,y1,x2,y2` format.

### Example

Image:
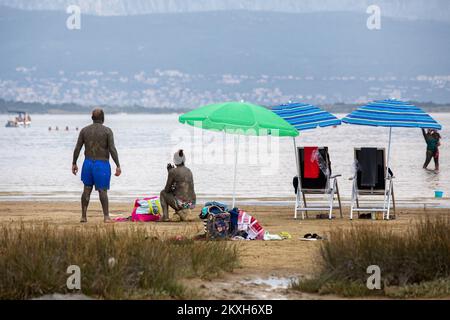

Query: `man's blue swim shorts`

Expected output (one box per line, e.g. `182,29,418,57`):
81,158,111,190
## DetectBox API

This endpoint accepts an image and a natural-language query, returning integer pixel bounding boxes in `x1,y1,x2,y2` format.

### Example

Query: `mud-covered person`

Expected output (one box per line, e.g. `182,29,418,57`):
422,128,441,172
72,108,121,223
160,150,196,221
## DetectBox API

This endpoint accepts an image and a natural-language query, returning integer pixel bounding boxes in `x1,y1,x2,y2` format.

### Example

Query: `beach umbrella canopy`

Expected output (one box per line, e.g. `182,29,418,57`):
342,99,442,169
342,99,443,219
272,102,341,131
342,99,442,129
179,101,299,137
179,101,298,207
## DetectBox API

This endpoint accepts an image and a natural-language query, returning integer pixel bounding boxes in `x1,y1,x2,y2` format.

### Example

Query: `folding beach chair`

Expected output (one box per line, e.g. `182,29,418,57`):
349,148,396,220
293,147,343,220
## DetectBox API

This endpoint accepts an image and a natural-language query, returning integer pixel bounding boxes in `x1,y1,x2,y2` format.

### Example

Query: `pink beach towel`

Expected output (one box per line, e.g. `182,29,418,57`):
113,216,130,222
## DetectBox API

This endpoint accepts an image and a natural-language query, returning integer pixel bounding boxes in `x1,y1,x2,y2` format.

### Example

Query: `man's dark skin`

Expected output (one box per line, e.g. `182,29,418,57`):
72,109,121,223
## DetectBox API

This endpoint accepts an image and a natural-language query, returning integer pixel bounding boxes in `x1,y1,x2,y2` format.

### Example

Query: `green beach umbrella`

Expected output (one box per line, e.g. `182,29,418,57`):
179,101,299,137
179,101,298,207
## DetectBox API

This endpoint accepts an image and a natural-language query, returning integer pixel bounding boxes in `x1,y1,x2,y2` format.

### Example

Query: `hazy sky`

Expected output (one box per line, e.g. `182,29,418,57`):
1,0,449,105
1,0,449,21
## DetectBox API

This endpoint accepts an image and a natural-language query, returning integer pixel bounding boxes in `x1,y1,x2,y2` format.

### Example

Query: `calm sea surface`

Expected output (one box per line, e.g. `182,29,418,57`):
0,113,449,208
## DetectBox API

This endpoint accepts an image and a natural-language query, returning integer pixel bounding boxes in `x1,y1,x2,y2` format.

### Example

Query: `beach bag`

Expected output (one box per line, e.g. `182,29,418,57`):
237,210,264,240
131,196,161,222
200,204,229,234
199,202,228,219
206,212,231,240
228,207,239,234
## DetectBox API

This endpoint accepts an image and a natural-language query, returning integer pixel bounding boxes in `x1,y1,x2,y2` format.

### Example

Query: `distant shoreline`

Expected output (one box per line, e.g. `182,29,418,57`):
0,111,186,115
1,99,450,114
0,192,448,209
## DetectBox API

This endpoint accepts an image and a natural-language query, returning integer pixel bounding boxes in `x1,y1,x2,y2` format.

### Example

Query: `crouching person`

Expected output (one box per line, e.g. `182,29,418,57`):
160,150,196,222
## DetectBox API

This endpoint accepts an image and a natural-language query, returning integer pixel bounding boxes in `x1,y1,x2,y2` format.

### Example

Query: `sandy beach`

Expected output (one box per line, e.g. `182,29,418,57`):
1,201,448,299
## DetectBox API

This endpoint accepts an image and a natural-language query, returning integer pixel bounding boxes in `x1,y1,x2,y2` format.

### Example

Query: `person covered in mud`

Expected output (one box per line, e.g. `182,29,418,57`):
422,128,441,172
160,150,196,222
72,108,122,223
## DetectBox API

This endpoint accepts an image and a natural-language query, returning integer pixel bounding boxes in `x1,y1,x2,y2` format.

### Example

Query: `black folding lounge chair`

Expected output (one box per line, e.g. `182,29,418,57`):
349,147,396,220
293,147,343,220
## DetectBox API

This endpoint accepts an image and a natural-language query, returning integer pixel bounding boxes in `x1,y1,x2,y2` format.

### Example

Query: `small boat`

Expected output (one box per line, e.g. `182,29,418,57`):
5,111,31,128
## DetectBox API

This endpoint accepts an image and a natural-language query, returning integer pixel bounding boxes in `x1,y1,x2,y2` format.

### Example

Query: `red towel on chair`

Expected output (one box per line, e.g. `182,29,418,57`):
304,146,320,179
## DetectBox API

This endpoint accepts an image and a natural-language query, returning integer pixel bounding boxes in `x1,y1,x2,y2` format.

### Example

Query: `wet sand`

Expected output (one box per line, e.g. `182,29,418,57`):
0,201,448,299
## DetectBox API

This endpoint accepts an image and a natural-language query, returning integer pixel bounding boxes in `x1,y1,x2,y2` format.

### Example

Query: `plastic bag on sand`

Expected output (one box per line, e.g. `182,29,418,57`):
263,232,283,241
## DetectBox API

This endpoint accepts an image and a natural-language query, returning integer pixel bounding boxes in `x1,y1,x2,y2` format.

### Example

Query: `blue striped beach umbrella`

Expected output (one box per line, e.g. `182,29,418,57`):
271,102,341,186
272,102,341,131
342,99,442,130
342,99,442,169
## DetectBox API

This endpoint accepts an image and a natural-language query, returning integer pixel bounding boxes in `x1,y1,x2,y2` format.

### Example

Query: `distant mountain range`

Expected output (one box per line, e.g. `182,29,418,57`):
1,4,450,107
1,0,450,22
3,6,450,77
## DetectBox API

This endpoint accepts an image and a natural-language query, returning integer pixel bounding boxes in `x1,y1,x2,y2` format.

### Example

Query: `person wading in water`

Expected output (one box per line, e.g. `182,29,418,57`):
72,108,121,223
422,128,441,172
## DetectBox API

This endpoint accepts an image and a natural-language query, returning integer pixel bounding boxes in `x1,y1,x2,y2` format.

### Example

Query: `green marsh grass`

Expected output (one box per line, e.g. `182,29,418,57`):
291,216,450,298
0,223,239,299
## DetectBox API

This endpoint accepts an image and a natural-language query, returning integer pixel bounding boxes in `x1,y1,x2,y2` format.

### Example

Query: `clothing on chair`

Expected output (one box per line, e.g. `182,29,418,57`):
304,147,320,179
293,176,299,194
359,148,378,187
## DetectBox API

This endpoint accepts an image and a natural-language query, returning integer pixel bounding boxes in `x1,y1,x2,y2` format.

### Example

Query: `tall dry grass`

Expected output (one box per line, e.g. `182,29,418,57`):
0,223,239,299
292,216,450,297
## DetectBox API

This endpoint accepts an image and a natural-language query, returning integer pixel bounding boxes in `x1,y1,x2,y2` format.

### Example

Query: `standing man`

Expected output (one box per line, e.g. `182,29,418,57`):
72,108,121,223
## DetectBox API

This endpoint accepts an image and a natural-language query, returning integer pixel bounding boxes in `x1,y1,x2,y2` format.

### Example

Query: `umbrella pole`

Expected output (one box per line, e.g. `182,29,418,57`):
232,135,239,208
293,137,302,219
384,127,392,219
386,127,392,179
293,137,299,176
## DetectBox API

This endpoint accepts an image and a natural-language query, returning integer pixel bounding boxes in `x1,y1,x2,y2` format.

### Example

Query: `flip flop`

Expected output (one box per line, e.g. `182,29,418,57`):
300,233,317,241
300,233,327,241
